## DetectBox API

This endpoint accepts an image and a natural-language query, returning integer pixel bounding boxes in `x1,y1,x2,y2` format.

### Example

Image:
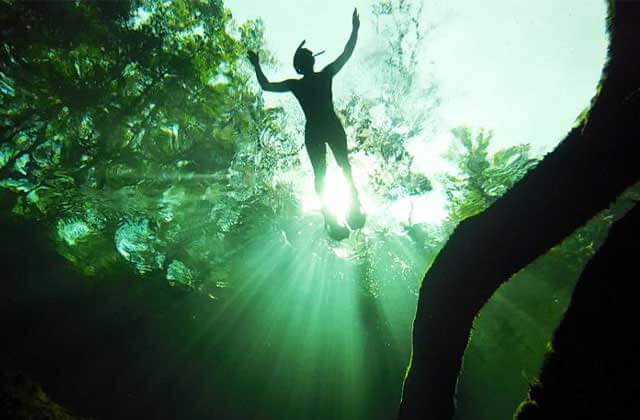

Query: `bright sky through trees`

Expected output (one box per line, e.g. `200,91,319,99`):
227,0,608,224
228,0,608,150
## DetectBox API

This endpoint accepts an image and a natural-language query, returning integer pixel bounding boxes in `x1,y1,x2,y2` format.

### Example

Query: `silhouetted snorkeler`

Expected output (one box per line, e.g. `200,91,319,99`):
248,8,366,240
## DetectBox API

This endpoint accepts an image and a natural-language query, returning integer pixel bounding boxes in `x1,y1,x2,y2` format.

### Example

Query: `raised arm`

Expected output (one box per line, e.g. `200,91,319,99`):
323,8,360,77
247,51,292,93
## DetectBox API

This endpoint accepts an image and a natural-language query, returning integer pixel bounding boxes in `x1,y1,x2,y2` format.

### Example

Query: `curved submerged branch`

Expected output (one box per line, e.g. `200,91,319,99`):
397,1,640,419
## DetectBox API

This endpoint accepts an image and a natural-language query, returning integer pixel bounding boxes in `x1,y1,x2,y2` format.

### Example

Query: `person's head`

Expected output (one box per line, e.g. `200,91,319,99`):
293,41,323,75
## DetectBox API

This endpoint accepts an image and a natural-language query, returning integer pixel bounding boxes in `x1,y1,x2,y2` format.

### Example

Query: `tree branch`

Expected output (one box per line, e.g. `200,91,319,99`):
397,2,640,419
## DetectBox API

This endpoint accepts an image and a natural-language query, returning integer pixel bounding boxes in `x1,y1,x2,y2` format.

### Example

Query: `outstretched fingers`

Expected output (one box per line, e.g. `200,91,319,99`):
352,8,360,29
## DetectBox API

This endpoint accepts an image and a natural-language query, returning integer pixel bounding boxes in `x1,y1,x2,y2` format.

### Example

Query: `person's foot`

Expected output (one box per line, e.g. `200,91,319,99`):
326,222,350,241
346,204,366,230
323,211,350,241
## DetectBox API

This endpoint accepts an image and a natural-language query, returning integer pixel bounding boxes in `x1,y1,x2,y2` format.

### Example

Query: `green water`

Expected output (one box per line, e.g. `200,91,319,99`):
0,1,614,419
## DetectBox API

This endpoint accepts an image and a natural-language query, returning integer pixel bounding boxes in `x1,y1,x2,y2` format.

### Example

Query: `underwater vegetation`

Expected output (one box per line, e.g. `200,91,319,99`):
1,0,635,419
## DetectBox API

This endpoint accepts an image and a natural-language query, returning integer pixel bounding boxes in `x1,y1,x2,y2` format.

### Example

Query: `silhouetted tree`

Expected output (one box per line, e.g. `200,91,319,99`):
397,1,640,418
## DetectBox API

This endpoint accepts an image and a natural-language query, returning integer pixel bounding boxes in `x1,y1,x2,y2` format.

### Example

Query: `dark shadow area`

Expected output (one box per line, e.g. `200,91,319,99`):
515,201,637,419
0,368,90,420
0,201,230,419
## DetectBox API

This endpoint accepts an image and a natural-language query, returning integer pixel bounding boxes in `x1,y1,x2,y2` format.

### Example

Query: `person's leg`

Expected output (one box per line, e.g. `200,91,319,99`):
305,132,327,198
307,126,350,239
328,124,360,204
328,123,366,229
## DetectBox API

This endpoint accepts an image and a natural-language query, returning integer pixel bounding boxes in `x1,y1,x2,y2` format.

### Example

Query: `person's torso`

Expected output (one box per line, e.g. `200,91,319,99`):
290,71,336,123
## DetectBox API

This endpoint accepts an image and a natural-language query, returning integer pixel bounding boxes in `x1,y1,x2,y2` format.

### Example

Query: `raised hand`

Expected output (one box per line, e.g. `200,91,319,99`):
247,50,259,67
352,8,360,30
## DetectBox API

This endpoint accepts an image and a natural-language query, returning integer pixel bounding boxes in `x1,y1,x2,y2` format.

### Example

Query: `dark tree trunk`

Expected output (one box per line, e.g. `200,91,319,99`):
397,2,640,419
515,198,638,419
